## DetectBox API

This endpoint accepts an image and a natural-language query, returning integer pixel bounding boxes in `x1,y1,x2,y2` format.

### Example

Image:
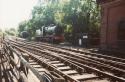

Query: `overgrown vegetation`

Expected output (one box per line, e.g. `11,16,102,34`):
4,28,17,36
18,0,100,40
0,29,3,36
0,28,17,37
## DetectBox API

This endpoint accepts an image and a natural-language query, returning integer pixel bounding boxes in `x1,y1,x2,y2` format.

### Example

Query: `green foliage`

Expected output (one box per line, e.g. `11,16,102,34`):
4,28,16,36
18,21,27,33
0,29,3,36
17,0,100,39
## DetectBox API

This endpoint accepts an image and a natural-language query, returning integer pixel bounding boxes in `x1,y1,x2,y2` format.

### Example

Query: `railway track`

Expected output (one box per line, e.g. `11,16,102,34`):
33,41,125,63
13,38,125,63
4,41,106,82
5,38,125,82
4,43,65,82
10,39,125,68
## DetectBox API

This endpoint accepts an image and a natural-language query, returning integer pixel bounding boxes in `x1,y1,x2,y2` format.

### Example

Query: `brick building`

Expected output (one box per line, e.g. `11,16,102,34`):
97,0,125,50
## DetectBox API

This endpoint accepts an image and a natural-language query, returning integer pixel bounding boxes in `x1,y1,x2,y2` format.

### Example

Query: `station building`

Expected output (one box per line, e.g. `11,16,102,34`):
97,0,125,51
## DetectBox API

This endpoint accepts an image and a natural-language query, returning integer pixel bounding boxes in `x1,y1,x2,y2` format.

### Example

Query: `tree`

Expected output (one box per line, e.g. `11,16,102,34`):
5,28,16,36
0,28,3,36
18,21,28,33
17,0,100,40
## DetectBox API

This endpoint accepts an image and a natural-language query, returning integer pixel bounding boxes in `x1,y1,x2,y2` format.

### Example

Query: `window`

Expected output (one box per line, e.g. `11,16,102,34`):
118,20,125,40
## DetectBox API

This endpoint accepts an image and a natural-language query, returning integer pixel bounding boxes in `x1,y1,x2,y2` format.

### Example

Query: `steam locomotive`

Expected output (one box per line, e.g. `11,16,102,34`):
20,31,29,38
35,25,64,44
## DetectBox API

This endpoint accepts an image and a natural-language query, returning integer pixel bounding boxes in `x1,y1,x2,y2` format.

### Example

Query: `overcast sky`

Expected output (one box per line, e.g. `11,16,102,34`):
0,0,38,31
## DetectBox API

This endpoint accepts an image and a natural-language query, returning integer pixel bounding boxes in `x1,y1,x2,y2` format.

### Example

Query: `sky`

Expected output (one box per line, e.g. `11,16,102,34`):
0,0,38,31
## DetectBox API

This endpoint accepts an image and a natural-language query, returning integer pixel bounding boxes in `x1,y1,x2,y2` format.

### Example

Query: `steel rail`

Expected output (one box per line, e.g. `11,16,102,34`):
10,39,125,65
10,40,125,71
3,42,55,82
6,38,125,81
11,45,85,82
10,41,125,81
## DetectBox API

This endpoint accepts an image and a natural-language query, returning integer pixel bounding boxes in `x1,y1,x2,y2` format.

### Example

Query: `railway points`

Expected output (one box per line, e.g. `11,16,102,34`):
0,37,124,82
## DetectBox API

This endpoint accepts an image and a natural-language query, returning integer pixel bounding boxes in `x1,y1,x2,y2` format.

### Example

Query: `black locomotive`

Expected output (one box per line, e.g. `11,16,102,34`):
20,31,29,38
35,24,64,44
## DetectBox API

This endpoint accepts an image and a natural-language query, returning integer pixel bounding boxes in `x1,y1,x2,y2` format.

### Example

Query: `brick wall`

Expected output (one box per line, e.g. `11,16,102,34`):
100,0,125,49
